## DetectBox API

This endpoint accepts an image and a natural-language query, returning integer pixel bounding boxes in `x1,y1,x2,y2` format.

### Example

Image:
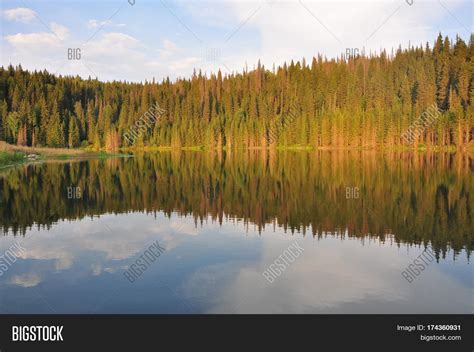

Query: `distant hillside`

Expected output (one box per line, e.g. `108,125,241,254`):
0,34,472,150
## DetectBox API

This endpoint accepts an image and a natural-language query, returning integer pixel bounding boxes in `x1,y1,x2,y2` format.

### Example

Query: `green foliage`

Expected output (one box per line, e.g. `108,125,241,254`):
46,111,65,147
0,151,471,257
0,34,472,149
68,116,80,148
0,151,24,167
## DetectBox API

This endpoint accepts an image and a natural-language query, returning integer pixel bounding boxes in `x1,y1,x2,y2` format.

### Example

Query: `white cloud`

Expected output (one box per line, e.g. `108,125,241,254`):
78,33,202,81
2,24,201,82
5,32,58,48
1,0,469,82
50,22,69,40
5,22,69,50
168,56,202,71
87,19,125,29
159,39,179,59
81,32,147,79
207,235,472,313
3,22,70,74
2,7,36,23
9,273,42,288
0,213,471,313
181,0,469,75
84,32,140,55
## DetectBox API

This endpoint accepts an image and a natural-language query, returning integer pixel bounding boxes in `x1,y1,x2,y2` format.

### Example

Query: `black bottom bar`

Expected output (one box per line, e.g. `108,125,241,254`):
0,314,472,351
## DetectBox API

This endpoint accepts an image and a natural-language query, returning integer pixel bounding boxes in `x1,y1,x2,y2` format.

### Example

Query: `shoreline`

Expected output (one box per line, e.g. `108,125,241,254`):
1,141,472,169
121,144,472,153
0,142,128,170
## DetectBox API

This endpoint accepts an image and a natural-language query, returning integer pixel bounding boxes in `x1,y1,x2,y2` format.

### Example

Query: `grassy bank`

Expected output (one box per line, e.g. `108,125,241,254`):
0,141,126,169
1,140,471,169
0,151,25,168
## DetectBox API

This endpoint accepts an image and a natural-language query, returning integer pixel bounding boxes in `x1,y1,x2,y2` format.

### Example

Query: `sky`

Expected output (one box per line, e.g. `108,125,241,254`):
0,0,472,82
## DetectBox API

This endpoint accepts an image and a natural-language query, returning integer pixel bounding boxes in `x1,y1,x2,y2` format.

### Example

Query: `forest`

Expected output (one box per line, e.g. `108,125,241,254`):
1,151,471,257
0,34,472,150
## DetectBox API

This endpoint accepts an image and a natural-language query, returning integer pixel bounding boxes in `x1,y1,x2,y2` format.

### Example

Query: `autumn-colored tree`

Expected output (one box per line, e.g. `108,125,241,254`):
68,116,80,148
0,34,472,150
104,129,121,151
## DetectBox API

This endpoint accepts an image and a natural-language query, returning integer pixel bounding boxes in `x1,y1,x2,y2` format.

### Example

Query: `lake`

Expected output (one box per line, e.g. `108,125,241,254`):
0,151,472,313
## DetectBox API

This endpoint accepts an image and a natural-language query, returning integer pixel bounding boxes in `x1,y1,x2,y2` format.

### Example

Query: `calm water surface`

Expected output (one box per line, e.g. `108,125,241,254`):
0,151,472,313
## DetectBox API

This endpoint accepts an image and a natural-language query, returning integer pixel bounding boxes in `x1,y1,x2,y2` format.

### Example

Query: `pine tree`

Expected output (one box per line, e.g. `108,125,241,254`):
68,116,80,148
0,34,471,150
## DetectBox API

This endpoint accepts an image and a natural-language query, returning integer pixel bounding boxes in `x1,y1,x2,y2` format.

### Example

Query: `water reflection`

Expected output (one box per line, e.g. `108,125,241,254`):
0,151,472,313
1,151,472,255
0,212,472,313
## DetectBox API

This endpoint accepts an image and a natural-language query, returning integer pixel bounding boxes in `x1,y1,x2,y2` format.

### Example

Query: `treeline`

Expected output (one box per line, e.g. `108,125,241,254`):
1,151,471,257
0,34,473,150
